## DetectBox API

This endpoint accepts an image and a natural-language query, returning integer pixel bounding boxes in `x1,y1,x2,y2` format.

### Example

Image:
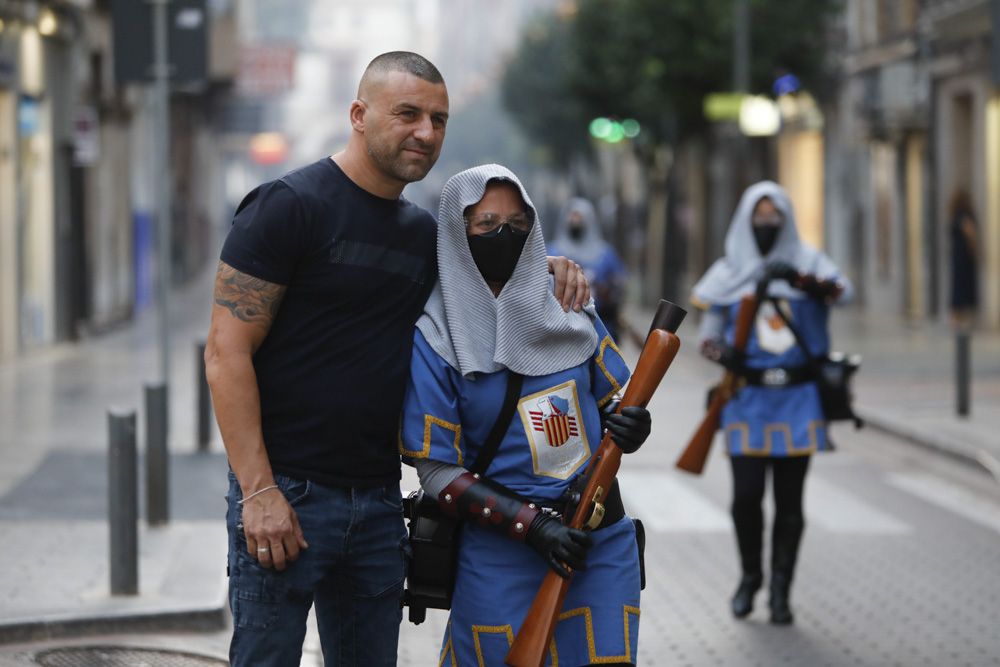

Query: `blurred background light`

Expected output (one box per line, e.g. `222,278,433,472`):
739,95,781,136
621,118,640,138
703,92,745,122
38,9,58,37
589,117,613,140
605,122,625,143
772,72,801,97
249,132,289,165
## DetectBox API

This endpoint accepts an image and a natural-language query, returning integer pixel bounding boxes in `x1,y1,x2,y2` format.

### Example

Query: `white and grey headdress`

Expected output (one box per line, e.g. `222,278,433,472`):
416,164,598,378
691,180,853,306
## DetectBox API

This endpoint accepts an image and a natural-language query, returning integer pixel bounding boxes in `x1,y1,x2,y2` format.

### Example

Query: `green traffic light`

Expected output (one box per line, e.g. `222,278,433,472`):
589,117,613,139
622,119,640,138
606,123,626,143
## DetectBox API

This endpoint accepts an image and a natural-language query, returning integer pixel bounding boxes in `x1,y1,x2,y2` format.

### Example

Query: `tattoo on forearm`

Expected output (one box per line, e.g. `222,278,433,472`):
214,262,285,326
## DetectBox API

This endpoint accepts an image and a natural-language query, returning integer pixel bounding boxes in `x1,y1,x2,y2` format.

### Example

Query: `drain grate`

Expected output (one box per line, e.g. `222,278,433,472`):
34,646,227,667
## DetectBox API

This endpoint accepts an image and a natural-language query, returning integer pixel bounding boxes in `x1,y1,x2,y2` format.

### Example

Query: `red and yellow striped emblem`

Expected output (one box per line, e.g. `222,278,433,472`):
542,414,571,447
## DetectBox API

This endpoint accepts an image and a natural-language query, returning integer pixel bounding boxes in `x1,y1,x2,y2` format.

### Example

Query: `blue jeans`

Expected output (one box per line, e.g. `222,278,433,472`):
226,471,408,666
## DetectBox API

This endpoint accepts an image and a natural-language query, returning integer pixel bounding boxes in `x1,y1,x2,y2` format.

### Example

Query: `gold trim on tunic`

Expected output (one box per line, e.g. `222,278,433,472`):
471,624,514,667
547,604,641,664
595,335,625,407
401,414,462,464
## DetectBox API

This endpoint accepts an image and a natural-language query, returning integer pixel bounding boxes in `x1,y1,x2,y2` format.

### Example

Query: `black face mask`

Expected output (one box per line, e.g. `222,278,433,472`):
468,226,529,283
568,225,585,241
753,226,780,256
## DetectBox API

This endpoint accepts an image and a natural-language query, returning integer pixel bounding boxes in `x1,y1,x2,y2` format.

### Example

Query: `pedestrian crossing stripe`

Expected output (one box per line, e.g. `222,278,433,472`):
618,470,913,535
885,472,1000,535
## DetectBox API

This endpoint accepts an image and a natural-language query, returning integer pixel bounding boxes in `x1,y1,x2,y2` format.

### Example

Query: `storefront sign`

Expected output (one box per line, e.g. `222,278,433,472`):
18,96,39,136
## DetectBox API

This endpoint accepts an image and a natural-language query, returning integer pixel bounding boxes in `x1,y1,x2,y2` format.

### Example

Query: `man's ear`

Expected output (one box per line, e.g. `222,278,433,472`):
349,99,367,133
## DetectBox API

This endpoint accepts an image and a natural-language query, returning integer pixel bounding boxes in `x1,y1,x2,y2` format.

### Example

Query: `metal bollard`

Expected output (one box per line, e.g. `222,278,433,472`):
145,383,169,525
109,408,139,595
197,341,212,452
956,330,971,417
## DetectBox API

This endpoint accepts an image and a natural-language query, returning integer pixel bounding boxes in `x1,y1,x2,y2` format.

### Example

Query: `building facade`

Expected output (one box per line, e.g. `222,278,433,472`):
0,0,237,361
825,0,999,328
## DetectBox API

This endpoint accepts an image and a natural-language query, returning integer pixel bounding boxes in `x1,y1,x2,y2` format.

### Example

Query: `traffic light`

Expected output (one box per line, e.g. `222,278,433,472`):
589,117,640,144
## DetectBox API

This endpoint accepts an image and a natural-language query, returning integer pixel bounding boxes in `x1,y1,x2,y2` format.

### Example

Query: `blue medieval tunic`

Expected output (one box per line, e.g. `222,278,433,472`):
716,297,832,457
401,319,641,666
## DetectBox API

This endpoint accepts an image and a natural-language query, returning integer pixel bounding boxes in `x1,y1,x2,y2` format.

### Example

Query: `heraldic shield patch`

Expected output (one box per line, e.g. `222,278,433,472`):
517,379,592,479
756,299,796,355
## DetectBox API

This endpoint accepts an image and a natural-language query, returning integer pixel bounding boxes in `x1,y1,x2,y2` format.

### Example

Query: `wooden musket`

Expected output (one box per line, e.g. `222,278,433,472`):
505,300,686,667
675,293,757,474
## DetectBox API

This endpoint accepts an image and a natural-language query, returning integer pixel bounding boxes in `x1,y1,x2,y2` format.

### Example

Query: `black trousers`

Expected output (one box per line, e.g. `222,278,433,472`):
729,455,810,578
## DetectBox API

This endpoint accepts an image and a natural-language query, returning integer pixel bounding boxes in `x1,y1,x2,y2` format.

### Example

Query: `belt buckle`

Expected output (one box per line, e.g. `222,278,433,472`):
762,368,788,387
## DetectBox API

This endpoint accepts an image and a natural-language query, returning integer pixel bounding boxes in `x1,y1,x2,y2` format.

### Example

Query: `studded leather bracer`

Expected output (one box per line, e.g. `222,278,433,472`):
438,472,541,542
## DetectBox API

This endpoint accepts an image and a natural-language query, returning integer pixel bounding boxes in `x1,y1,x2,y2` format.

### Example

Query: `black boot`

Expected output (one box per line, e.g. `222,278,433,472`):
769,572,794,625
731,572,763,618
769,514,804,625
730,488,764,620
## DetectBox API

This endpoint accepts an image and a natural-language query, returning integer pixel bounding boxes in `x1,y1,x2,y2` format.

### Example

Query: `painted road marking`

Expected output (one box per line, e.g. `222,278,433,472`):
620,470,913,535
885,472,1000,535
619,470,732,532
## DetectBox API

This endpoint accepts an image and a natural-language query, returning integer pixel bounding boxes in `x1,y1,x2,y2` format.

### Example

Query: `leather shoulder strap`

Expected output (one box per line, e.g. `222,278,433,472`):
769,297,818,363
469,372,525,475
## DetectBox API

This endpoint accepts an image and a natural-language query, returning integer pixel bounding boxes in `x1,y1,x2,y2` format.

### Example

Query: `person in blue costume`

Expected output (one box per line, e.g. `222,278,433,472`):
401,164,652,667
691,181,853,626
548,198,628,342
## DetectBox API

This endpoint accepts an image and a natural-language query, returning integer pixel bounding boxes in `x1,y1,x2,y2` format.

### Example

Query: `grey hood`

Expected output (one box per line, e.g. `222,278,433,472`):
691,181,852,306
551,197,607,266
416,164,598,378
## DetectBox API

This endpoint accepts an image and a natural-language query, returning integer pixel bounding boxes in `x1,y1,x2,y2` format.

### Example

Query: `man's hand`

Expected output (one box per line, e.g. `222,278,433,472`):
240,486,309,571
547,256,591,312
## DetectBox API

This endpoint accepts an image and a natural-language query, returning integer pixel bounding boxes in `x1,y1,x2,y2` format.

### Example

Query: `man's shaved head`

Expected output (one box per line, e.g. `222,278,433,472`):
358,51,444,97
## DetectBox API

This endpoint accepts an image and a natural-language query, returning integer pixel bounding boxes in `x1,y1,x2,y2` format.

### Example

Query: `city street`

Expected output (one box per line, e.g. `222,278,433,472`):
0,283,998,665
2,0,999,665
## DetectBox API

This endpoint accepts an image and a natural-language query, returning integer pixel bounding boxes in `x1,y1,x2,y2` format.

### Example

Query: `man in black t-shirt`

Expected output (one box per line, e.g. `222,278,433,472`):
205,52,589,665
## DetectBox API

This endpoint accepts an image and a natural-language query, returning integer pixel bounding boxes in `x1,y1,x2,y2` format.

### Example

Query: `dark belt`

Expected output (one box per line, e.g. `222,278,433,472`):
538,477,625,531
741,365,815,388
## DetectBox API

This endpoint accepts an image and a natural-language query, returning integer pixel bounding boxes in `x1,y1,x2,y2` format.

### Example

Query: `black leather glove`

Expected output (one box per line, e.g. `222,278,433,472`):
700,339,745,372
797,274,843,301
524,512,593,578
765,260,800,284
438,472,592,578
603,405,652,454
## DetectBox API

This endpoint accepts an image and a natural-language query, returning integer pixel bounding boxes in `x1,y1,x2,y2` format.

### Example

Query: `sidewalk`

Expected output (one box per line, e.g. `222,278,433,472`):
830,309,1000,479
0,283,998,648
0,268,227,644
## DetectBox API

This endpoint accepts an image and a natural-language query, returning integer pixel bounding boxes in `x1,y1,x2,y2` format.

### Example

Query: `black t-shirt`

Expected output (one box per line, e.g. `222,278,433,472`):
220,158,437,487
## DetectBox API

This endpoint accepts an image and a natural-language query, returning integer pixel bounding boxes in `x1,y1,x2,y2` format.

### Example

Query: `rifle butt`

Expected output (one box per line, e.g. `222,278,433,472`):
505,571,569,667
675,398,723,475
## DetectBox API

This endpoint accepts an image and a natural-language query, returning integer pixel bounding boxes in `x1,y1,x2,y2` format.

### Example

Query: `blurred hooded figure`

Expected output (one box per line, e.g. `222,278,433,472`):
691,181,853,626
400,165,652,666
549,197,628,341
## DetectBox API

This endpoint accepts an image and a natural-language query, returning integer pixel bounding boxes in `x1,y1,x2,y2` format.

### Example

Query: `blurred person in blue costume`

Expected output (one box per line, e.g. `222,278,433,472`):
548,198,628,342
401,164,652,667
691,181,853,626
